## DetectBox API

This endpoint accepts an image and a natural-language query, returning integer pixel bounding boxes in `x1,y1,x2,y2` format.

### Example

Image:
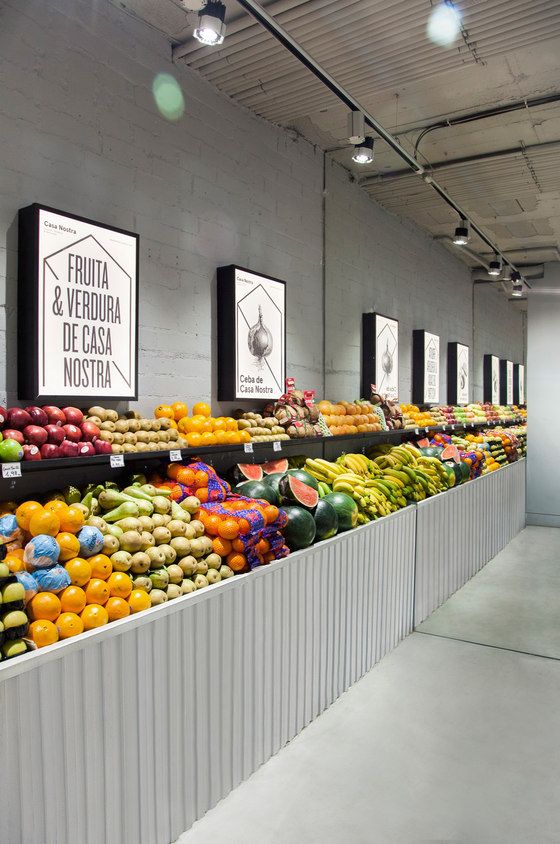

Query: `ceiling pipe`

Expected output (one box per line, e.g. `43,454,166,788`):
233,0,521,276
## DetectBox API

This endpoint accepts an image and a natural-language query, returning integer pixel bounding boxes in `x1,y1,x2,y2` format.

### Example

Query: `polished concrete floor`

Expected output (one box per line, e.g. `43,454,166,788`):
177,526,560,844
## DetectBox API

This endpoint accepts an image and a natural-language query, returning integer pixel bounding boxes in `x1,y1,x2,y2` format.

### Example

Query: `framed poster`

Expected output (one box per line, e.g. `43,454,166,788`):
483,354,500,404
412,330,440,404
447,342,469,405
500,359,514,405
361,313,399,400
217,265,286,401
18,204,139,402
513,363,525,405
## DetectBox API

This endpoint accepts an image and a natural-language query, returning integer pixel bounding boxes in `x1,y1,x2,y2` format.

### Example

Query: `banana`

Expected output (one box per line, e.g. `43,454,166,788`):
383,468,409,485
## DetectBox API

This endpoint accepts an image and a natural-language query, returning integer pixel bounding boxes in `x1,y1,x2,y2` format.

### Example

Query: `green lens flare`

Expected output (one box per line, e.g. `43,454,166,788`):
152,73,185,121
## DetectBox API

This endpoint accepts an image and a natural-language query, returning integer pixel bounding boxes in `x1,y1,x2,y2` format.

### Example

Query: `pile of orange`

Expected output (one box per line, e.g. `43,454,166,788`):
154,399,250,446
197,501,281,571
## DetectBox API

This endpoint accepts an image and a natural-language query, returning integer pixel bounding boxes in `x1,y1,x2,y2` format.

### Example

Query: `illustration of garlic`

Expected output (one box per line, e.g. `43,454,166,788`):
248,305,273,365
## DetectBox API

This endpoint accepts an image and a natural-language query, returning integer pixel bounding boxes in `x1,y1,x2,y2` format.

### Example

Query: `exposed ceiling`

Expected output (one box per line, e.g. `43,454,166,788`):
112,0,560,276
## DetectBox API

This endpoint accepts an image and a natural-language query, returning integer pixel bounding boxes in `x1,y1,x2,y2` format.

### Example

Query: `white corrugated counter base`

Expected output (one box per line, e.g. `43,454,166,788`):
0,506,416,844
414,459,526,625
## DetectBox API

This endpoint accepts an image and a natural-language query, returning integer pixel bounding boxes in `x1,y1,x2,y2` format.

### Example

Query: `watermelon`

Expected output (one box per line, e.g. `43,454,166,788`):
279,475,319,510
441,445,460,463
323,492,359,532
234,480,274,501
458,461,470,482
313,499,338,540
262,472,285,500
285,469,319,491
232,463,263,482
419,447,442,459
281,505,316,550
443,462,462,484
440,463,456,487
417,438,430,448
261,459,289,475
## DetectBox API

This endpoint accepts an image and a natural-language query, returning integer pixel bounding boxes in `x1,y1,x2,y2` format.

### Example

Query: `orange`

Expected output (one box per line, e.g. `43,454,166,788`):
214,430,228,444
199,418,213,434
58,506,85,534
239,430,251,443
205,515,222,536
225,431,241,444
5,554,25,573
224,417,238,431
29,619,59,648
128,589,151,613
192,402,211,418
168,419,178,429
56,612,84,639
15,500,44,530
183,415,205,434
80,604,109,630
212,417,227,432
196,488,209,503
85,578,110,605
218,518,239,540
200,432,217,446
238,518,251,535
56,532,81,562
194,470,208,488
60,585,87,614
28,592,61,622
107,571,132,599
177,417,191,434
106,596,130,621
167,463,181,481
44,499,68,517
226,552,247,572
263,505,279,524
176,466,195,486
155,404,174,419
89,554,113,581
256,538,270,555
65,557,92,586
212,536,232,557
172,402,188,422
231,538,245,553
29,509,60,537
186,432,202,448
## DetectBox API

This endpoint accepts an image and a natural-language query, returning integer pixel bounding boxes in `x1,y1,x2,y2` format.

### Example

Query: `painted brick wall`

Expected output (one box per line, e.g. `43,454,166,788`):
0,0,324,413
325,161,526,403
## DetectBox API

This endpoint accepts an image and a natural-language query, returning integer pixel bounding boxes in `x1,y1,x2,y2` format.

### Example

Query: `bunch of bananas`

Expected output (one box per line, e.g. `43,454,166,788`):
368,443,452,499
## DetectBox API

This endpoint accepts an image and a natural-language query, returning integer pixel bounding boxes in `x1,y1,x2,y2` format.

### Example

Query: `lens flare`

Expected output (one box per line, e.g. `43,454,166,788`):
152,73,185,122
427,2,462,47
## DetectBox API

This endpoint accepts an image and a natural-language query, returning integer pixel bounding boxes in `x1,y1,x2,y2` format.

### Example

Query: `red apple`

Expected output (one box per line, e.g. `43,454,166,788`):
59,440,79,458
63,424,82,442
45,424,65,445
77,441,95,457
22,444,42,461
24,406,48,427
7,407,32,429
80,420,100,442
40,443,60,459
94,439,113,455
42,406,66,426
62,406,84,426
23,425,48,447
2,429,24,445
0,407,6,426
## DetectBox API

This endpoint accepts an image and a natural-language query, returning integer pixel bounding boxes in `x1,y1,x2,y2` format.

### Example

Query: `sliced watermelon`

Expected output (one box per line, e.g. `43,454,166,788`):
285,469,319,491
441,445,460,464
233,463,263,482
279,475,319,510
417,438,430,448
261,459,289,475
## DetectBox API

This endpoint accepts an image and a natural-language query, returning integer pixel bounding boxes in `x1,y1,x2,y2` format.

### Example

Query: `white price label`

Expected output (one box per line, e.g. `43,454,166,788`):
110,454,125,468
169,450,182,462
2,463,22,479
244,442,254,454
415,428,420,435
452,425,456,430
424,427,430,433
273,441,282,452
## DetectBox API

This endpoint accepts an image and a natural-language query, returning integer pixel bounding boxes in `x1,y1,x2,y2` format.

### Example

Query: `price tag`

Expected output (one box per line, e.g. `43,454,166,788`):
415,428,420,436
110,454,125,468
2,463,22,479
273,441,282,452
244,442,254,454
169,450,182,462
452,425,456,430
424,427,430,433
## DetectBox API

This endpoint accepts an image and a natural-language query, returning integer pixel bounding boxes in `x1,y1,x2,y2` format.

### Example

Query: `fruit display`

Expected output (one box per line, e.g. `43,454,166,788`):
315,399,383,435
85,406,188,454
158,402,252,447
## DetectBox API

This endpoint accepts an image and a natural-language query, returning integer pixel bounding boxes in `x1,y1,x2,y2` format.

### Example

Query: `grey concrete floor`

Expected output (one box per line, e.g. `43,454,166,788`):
176,526,560,844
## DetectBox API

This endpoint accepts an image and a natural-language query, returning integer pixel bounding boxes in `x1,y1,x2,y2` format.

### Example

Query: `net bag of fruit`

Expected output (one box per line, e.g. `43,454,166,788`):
201,496,289,570
163,461,230,503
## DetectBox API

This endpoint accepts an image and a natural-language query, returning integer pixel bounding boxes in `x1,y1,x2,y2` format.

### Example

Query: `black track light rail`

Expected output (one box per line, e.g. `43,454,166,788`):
233,0,521,277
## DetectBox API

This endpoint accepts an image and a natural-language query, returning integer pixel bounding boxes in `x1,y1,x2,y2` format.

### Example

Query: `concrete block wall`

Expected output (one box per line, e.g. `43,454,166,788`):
325,161,526,403
0,0,324,413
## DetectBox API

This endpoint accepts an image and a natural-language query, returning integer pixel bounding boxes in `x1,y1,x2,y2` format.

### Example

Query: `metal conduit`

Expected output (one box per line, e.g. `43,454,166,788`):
232,0,523,273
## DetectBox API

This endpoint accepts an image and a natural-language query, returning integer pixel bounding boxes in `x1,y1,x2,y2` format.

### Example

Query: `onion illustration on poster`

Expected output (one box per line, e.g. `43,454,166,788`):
424,332,440,403
21,206,138,400
456,343,469,405
235,268,285,399
506,360,514,404
375,315,398,399
492,356,500,404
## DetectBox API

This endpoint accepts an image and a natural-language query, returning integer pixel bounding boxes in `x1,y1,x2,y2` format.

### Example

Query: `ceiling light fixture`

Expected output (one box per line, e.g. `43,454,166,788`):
194,1,226,46
510,271,523,297
352,137,374,164
488,255,502,276
347,111,366,145
453,218,469,246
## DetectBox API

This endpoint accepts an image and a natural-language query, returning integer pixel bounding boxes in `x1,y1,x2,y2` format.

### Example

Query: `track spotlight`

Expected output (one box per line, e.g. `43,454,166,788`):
510,270,523,297
194,1,226,46
352,137,374,164
347,111,366,145
453,218,469,246
488,255,502,276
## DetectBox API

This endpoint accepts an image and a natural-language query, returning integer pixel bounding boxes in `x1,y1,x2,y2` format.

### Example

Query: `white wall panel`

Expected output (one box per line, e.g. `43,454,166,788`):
414,459,526,625
0,506,416,844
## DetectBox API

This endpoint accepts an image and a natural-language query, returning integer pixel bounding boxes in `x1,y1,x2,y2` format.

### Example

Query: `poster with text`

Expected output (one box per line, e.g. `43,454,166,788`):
506,360,514,405
456,343,469,404
18,204,138,401
424,332,440,403
375,314,399,399
492,356,500,404
519,364,525,405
